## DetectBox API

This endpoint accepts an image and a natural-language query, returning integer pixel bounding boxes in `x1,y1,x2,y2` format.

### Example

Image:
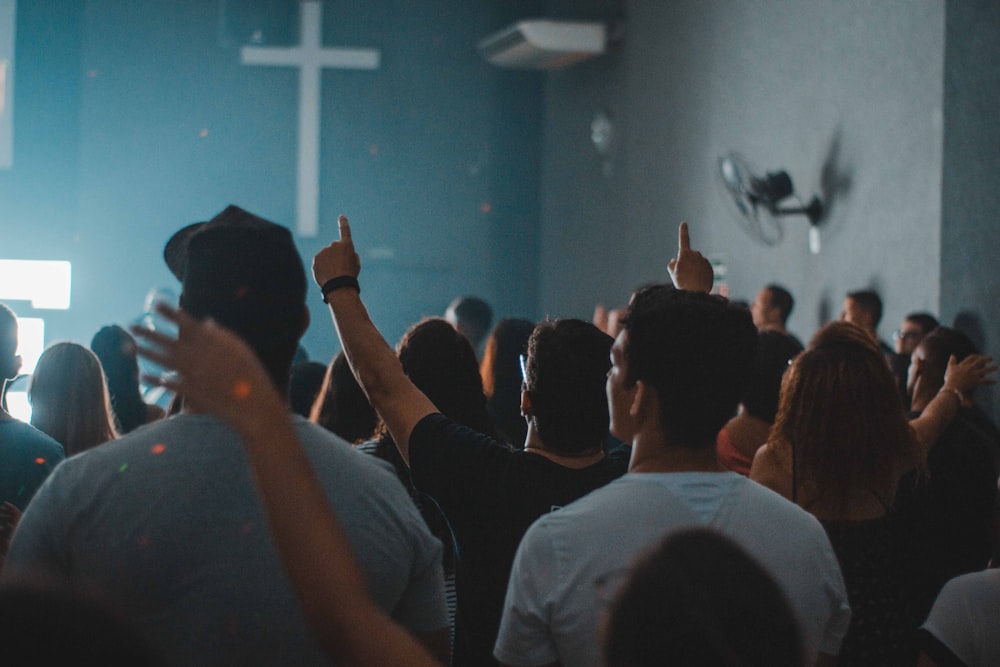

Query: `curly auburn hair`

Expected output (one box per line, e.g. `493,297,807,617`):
770,321,917,512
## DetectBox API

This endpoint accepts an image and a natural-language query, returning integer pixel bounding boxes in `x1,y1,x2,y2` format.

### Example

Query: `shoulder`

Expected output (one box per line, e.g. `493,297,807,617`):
408,413,513,476
410,413,507,451
0,420,64,457
749,442,792,499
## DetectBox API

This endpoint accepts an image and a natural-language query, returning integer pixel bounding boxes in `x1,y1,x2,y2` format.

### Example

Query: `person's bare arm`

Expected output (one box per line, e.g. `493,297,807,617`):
909,353,996,460
133,307,443,667
668,221,714,293
749,443,793,501
312,216,437,463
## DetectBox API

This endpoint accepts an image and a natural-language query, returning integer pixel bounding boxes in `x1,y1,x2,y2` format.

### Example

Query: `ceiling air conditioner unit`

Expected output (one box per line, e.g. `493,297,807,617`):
478,20,606,70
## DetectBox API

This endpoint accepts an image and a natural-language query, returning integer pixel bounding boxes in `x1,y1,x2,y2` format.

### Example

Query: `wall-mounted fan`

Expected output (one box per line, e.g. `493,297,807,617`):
717,152,823,248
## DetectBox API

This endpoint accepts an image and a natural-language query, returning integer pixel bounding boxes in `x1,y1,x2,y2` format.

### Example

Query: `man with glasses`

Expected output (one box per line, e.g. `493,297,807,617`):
892,312,939,404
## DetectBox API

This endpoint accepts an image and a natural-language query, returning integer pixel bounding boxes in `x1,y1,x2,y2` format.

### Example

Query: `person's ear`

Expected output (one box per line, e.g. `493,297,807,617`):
630,380,649,418
520,389,532,417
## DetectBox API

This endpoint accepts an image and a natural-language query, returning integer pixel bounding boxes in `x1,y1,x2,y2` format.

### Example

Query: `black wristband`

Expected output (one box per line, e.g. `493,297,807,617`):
321,276,360,303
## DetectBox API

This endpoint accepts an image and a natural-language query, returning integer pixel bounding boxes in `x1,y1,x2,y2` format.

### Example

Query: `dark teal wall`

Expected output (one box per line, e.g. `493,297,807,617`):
2,1,543,361
0,2,85,339
941,0,1000,418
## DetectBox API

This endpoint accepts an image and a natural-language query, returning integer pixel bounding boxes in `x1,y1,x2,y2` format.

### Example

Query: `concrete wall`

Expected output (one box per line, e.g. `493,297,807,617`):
940,0,1000,417
540,0,946,345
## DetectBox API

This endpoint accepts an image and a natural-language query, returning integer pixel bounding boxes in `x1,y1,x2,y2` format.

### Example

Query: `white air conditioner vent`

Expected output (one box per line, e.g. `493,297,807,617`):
478,20,606,70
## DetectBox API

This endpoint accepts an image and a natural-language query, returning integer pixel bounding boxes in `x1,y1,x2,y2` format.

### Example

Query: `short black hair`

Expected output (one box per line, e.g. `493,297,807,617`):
622,288,757,447
917,326,978,394
447,296,493,348
524,319,613,454
741,331,803,423
846,290,883,326
905,312,939,336
765,284,794,323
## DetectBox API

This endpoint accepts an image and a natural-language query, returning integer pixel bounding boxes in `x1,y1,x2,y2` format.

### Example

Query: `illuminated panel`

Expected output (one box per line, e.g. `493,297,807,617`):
15,315,42,373
0,259,72,309
0,0,14,169
6,390,29,422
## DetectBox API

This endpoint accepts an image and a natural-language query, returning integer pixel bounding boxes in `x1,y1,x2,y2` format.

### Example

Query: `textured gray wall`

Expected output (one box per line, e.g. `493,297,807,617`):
941,0,1000,418
540,0,946,347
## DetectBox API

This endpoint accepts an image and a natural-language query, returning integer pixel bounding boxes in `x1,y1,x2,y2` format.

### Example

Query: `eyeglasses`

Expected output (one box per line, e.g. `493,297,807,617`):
893,330,921,342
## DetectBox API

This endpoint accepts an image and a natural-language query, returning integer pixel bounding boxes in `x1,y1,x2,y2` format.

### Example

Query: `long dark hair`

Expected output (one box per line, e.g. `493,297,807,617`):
310,352,378,444
771,321,916,512
91,325,147,434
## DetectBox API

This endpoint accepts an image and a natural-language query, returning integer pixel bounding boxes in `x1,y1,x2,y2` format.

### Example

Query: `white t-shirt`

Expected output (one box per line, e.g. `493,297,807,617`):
922,569,1000,666
494,471,851,667
5,414,447,666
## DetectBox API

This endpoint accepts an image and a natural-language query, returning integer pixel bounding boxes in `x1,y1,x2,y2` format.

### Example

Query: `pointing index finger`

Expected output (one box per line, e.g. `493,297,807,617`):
678,221,690,254
338,215,352,243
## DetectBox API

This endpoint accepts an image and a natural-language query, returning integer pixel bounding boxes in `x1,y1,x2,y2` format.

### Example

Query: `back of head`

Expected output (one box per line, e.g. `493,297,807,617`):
524,319,613,454
90,324,146,433
916,326,978,388
29,341,118,455
622,288,757,447
773,321,914,506
446,295,493,348
906,312,940,336
846,289,883,326
395,317,494,435
0,303,18,380
741,331,803,423
604,528,804,667
168,206,307,393
310,352,378,443
766,284,795,324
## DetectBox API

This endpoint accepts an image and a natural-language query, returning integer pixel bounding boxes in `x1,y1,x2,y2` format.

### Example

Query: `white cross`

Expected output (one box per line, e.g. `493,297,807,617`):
241,1,380,237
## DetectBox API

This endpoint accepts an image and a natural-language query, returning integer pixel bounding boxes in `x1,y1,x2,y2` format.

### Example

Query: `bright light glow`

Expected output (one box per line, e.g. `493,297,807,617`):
6,390,30,422
15,315,43,373
0,260,72,309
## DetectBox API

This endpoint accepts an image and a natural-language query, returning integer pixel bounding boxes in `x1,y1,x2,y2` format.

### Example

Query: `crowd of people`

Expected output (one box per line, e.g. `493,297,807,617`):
0,207,998,666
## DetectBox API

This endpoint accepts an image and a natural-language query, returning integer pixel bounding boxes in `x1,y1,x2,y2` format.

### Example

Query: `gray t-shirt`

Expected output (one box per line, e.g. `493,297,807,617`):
922,569,1000,667
4,414,447,666
495,472,851,667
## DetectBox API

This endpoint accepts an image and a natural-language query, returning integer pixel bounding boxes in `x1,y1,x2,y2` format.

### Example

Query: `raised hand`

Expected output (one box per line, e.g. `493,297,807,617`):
943,353,998,398
667,221,714,293
131,305,283,433
313,215,361,288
